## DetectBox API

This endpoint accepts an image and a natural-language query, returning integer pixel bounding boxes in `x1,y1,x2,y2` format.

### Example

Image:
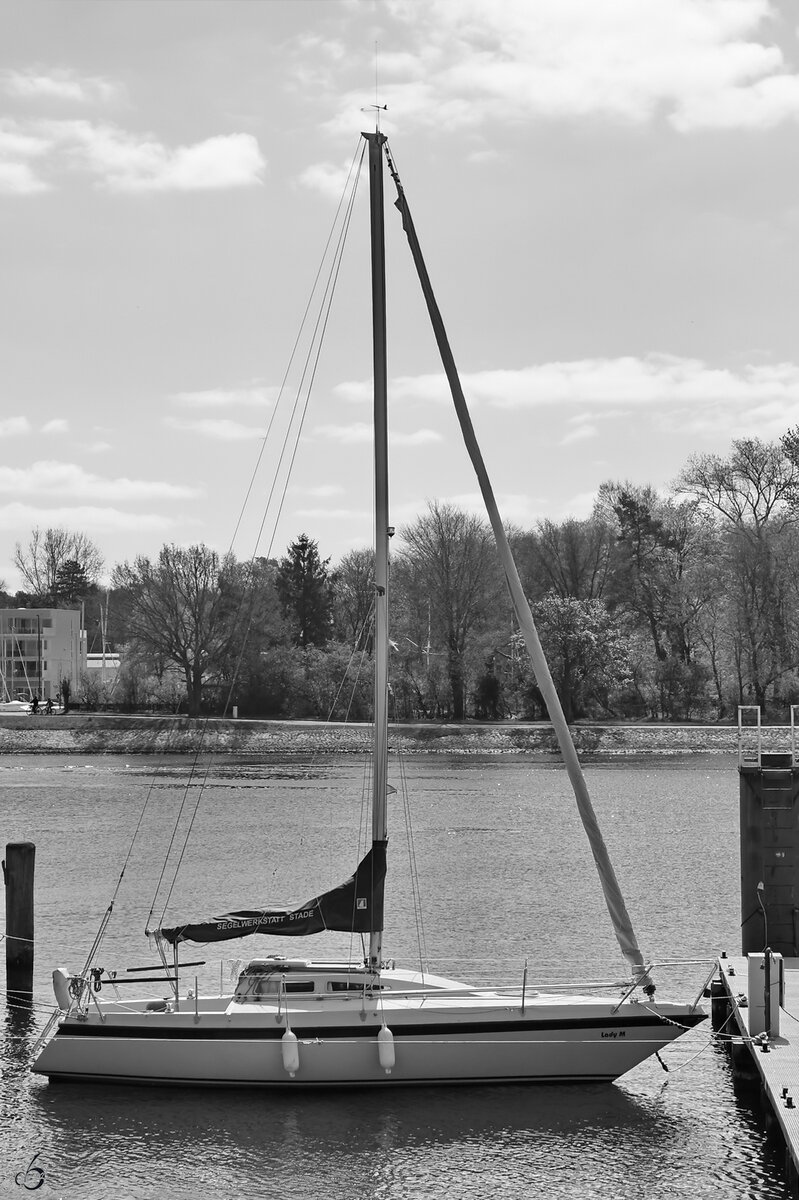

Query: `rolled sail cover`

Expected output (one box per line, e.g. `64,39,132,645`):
156,842,387,946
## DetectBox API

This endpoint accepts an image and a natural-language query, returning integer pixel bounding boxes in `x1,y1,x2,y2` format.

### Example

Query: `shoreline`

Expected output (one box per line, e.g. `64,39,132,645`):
0,712,777,758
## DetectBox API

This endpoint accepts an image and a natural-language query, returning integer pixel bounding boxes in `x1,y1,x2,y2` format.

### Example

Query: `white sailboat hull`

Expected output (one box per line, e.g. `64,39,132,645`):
33,973,704,1087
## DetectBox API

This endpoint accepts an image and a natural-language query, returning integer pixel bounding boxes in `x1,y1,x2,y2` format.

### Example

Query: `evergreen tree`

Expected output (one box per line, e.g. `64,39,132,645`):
53,559,91,604
276,534,333,648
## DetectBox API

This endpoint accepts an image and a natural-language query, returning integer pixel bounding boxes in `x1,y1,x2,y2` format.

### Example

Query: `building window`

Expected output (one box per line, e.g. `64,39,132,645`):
11,620,37,634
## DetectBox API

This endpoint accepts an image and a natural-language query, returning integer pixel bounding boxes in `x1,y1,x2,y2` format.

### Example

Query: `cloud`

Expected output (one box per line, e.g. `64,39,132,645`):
313,421,442,445
392,490,543,534
336,375,449,406
335,355,799,449
41,418,68,435
170,386,278,409
673,71,799,132
0,160,49,194
312,422,371,444
0,124,50,157
165,416,266,440
42,120,266,192
0,501,175,533
0,120,52,194
0,116,265,194
561,421,599,445
295,506,364,520
298,485,346,499
658,396,799,440
298,158,363,201
351,0,799,133
0,417,31,437
0,461,198,501
2,68,123,105
561,490,601,520
338,355,799,412
393,429,444,446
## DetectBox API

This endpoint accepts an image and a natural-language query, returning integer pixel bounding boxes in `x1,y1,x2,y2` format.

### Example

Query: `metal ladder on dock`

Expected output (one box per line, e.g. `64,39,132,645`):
738,705,799,768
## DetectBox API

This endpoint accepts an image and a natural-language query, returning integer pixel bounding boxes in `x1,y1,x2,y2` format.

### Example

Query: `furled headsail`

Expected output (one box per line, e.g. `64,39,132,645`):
385,142,648,978
154,842,387,946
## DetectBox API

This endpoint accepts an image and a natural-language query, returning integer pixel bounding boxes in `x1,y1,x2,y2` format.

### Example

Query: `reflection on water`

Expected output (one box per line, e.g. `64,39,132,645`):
5,1061,788,1200
0,753,791,1198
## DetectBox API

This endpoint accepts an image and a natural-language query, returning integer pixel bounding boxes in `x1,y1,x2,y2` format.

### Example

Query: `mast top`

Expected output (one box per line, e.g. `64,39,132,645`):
360,104,388,135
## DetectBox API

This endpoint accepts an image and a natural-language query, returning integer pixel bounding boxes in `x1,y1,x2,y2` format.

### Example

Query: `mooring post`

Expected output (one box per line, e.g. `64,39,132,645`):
3,841,35,1005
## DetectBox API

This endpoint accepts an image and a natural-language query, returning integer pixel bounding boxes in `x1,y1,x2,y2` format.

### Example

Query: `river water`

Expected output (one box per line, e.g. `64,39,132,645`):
0,752,789,1198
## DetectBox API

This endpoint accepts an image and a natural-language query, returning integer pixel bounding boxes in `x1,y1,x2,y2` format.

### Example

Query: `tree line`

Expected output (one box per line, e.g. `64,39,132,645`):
5,432,799,723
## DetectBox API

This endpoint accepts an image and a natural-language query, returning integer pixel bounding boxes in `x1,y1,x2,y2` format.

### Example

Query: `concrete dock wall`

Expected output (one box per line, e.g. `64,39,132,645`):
0,713,786,757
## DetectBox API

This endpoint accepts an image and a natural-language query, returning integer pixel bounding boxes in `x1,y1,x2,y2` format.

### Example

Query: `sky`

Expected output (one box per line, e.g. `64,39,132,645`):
2,0,799,591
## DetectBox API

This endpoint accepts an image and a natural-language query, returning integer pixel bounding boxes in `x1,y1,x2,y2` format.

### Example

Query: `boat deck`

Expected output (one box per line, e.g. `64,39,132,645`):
717,956,799,1183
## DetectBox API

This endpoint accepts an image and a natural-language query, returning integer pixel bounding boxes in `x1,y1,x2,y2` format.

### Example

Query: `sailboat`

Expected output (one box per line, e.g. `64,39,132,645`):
0,672,30,714
31,132,705,1087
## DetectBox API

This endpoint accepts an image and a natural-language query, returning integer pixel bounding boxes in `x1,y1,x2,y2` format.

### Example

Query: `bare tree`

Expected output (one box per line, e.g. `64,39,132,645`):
680,438,799,534
331,547,374,649
14,527,104,603
514,516,615,602
396,501,505,721
677,437,799,708
112,543,238,717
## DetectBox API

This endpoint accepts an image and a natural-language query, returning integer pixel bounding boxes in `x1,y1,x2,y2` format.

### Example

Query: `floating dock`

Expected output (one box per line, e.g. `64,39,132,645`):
712,708,799,1193
716,954,799,1192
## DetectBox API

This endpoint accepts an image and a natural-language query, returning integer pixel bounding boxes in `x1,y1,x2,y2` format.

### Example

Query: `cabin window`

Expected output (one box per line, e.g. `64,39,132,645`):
248,977,315,998
327,981,383,992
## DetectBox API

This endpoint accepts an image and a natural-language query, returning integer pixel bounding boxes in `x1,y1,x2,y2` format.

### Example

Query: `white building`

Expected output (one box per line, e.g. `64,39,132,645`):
0,608,86,702
84,651,121,697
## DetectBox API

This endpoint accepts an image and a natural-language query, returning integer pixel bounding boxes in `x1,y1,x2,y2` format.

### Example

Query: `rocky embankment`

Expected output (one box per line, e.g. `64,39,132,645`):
0,712,783,758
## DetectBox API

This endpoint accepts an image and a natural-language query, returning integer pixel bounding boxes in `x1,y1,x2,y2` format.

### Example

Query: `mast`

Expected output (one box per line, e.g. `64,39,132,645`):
364,130,389,971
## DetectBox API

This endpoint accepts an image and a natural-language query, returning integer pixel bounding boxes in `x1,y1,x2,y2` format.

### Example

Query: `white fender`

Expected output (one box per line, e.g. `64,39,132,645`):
281,1029,300,1076
377,1024,395,1072
53,968,72,1011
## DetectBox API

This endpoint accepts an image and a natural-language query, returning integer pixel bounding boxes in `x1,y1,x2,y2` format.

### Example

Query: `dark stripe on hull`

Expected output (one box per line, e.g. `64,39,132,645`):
43,1071,620,1088
55,1012,705,1041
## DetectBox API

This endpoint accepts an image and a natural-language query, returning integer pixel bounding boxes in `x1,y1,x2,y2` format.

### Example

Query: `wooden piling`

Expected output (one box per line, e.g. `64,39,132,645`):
730,1036,760,1088
711,978,732,1031
3,841,35,1005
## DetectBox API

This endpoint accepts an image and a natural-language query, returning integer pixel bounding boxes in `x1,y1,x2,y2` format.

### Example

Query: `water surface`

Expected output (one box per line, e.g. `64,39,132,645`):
0,753,788,1198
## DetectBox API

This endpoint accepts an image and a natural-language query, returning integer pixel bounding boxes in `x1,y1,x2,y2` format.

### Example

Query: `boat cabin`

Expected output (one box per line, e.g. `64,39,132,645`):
234,957,385,1002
